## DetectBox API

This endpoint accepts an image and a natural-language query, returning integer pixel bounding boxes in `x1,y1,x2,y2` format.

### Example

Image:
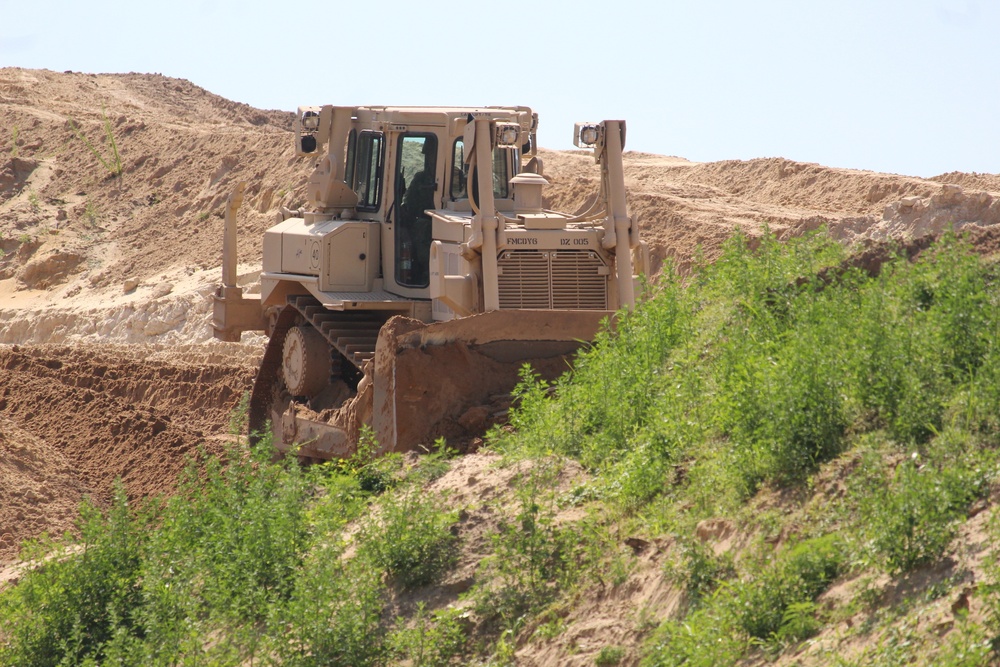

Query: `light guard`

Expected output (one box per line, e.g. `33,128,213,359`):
302,111,320,130
494,122,520,147
573,122,603,148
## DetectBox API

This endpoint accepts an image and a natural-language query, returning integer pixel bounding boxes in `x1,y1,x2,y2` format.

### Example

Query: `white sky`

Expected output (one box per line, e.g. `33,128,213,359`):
2,0,997,177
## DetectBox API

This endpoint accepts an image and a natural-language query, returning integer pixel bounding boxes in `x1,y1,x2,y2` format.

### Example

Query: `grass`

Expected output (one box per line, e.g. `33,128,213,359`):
357,485,458,589
83,200,99,227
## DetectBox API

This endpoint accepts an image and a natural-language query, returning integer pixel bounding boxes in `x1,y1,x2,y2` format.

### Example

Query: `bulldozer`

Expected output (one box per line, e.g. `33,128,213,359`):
213,105,647,459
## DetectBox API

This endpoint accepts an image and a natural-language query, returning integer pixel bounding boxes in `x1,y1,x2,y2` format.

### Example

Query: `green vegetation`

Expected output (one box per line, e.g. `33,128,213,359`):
4,229,1000,665
68,107,122,178
595,645,626,666
358,485,458,589
9,125,18,157
83,200,99,228
493,230,1000,664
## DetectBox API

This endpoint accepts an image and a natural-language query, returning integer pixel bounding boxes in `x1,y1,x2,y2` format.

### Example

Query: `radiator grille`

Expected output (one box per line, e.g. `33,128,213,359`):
497,250,608,310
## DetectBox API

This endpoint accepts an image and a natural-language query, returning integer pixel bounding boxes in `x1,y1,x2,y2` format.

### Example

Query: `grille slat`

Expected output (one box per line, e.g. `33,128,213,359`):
498,250,608,310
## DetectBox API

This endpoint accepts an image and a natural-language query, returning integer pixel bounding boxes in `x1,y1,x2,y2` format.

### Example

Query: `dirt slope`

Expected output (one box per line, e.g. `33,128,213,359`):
0,344,257,560
1,68,999,586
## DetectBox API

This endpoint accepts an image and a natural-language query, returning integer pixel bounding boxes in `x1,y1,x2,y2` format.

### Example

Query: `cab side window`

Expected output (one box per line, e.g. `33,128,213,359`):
449,139,514,201
344,128,357,190
353,131,384,211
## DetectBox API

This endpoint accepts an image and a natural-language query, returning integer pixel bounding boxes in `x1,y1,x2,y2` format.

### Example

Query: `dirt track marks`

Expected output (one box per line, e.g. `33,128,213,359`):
0,345,255,504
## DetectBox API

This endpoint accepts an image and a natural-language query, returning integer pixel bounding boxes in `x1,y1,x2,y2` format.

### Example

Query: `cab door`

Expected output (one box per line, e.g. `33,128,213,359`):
385,132,438,296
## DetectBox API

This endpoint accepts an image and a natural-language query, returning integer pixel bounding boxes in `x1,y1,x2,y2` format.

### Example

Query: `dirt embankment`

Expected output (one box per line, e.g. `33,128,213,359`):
540,150,1000,275
0,344,257,560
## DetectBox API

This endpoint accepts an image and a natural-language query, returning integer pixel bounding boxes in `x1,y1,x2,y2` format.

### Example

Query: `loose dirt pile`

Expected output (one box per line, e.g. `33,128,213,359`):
2,66,999,565
0,344,257,560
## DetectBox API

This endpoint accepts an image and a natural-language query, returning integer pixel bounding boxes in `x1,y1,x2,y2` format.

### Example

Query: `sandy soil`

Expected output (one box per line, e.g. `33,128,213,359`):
2,67,1000,663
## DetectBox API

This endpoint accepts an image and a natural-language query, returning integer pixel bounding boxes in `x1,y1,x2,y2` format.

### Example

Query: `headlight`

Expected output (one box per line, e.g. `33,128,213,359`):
494,123,520,146
573,122,603,148
302,110,320,131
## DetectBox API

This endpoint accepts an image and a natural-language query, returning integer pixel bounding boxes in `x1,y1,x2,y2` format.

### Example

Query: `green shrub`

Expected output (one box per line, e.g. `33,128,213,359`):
728,534,844,641
595,645,626,666
644,534,844,666
643,605,744,667
336,424,402,494
858,440,993,574
142,438,311,627
389,603,466,667
358,485,458,589
476,461,582,627
666,535,735,606
271,545,386,667
0,483,148,667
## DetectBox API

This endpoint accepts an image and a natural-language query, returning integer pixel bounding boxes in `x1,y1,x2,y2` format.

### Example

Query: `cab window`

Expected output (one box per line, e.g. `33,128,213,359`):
449,139,514,201
353,131,384,211
394,133,437,288
344,128,357,190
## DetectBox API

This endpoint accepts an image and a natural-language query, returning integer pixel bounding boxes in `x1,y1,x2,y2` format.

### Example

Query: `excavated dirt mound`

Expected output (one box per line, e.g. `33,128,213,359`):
2,67,1000,567
0,344,257,560
539,151,1000,275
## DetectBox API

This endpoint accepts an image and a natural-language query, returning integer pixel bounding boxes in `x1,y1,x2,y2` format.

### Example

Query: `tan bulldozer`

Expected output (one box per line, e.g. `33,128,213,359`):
213,106,647,459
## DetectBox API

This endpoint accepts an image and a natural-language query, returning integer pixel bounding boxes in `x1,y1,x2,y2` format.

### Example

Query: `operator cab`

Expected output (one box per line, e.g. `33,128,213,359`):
338,111,523,300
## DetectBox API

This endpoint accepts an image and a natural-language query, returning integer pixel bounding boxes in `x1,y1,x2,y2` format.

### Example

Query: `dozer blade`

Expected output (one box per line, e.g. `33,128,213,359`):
250,307,612,459
371,310,613,453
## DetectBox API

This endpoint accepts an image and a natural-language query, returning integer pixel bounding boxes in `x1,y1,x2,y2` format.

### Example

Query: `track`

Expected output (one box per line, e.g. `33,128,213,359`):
247,296,388,445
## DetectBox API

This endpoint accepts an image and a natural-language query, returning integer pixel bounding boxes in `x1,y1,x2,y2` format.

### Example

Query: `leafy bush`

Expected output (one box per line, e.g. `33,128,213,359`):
270,544,386,667
857,435,994,573
0,432,340,666
644,534,844,666
358,485,458,589
475,461,582,627
666,535,735,606
732,534,844,641
595,645,626,666
389,603,467,667
336,424,403,494
0,483,147,667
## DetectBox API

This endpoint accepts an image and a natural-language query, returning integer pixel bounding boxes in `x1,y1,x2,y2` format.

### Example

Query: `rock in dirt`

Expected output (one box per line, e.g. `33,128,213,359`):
17,251,83,289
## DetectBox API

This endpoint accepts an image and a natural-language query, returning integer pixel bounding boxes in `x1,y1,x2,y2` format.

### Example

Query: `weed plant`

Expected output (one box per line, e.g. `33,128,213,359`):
358,485,458,589
855,438,994,573
5,229,1000,666
68,107,122,178
643,534,844,666
498,231,1000,502
388,603,466,667
473,459,589,641
595,645,626,666
0,412,470,667
0,482,148,667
